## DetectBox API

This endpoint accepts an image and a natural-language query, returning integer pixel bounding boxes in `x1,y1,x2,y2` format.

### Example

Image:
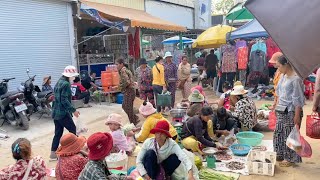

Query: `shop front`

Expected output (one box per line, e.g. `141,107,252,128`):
77,0,187,77
0,0,76,88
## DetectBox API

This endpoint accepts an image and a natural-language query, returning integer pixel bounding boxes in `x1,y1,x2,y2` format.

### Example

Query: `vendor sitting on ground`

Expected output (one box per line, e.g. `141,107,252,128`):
191,85,208,105
134,102,177,142
0,138,47,179
105,113,136,155
188,89,205,106
55,133,88,180
78,132,134,180
230,82,257,131
181,107,222,155
136,120,196,180
71,77,91,108
217,81,232,110
212,107,239,137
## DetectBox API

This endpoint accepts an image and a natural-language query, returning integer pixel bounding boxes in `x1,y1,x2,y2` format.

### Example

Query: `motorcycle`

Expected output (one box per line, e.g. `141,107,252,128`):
22,69,54,117
0,78,30,130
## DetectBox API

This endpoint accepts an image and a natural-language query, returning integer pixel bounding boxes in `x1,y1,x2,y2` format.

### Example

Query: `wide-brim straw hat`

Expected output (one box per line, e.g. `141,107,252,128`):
188,89,205,103
56,133,86,157
42,76,51,85
230,84,248,96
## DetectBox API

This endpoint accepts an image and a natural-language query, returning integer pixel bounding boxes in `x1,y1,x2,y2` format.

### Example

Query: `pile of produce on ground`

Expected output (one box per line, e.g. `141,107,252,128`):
226,161,245,170
199,168,235,180
214,151,232,161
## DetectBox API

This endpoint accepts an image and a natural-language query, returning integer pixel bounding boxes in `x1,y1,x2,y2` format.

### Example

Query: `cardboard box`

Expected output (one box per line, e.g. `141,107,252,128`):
247,150,276,176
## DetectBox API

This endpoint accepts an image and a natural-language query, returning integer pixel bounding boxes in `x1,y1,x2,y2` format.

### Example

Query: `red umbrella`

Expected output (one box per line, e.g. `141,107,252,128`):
245,0,320,78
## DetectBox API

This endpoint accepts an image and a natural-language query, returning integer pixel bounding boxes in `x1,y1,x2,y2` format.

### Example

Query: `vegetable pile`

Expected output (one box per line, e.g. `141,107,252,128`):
199,169,235,180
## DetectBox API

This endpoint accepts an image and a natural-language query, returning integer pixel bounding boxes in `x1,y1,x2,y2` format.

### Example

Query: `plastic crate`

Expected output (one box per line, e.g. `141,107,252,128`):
247,150,276,176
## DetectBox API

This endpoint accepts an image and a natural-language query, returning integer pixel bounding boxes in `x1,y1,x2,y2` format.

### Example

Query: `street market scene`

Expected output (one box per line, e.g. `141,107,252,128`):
0,0,320,179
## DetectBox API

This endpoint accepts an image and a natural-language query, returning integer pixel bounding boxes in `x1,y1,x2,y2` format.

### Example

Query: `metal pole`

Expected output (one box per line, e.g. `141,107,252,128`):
179,33,183,50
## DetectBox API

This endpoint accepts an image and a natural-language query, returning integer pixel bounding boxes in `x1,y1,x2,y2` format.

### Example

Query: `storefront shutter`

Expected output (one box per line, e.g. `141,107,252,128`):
0,0,74,90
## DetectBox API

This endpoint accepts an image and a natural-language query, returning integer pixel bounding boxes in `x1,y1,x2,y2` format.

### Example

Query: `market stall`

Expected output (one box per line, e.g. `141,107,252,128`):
227,19,268,41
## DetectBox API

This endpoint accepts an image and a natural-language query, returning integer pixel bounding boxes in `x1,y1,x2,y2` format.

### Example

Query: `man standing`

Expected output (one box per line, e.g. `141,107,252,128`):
50,65,80,160
164,52,178,109
205,49,219,89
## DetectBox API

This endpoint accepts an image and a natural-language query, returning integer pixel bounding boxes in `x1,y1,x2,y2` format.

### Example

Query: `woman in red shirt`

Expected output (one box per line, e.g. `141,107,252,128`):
55,133,88,180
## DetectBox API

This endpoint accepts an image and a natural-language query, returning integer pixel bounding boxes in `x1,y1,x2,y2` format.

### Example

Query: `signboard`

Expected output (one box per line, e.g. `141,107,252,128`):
195,0,212,29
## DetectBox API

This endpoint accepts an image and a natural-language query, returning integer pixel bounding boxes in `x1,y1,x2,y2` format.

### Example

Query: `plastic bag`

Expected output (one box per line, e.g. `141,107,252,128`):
105,150,128,171
218,128,237,147
286,125,312,157
199,70,207,79
268,111,277,131
74,118,88,135
306,113,320,139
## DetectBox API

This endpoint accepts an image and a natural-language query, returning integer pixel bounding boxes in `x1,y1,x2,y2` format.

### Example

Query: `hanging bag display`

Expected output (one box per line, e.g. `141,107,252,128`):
306,113,320,139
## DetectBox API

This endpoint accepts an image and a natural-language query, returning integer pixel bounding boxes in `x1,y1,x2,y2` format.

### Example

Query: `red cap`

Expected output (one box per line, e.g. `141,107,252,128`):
87,132,113,160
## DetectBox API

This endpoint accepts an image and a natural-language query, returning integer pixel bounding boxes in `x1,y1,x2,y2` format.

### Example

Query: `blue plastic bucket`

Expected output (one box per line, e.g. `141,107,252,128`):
116,93,124,104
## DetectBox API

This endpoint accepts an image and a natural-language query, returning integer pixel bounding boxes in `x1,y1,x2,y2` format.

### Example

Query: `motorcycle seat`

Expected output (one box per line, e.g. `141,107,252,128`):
37,91,52,98
0,91,19,99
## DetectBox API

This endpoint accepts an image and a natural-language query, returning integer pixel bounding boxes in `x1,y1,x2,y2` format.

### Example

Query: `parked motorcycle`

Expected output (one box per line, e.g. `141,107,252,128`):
22,69,54,117
0,78,30,130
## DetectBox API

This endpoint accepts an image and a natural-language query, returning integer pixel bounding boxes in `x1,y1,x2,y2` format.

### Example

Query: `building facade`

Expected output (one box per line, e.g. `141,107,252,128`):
0,0,76,88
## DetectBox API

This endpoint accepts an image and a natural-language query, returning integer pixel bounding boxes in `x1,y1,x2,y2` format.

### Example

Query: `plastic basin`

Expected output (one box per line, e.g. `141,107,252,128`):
230,144,251,156
236,131,264,146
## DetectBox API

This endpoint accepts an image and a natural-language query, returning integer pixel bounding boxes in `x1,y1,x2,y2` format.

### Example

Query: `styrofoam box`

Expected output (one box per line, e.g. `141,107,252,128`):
247,150,277,176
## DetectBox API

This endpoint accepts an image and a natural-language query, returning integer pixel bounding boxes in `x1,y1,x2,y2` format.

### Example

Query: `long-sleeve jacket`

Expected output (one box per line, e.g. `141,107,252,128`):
135,113,177,142
178,63,191,80
181,116,215,147
52,77,76,120
119,67,134,92
136,138,193,178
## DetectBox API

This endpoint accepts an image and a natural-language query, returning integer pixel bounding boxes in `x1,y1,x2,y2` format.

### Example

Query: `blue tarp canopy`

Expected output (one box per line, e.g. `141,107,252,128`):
228,19,268,40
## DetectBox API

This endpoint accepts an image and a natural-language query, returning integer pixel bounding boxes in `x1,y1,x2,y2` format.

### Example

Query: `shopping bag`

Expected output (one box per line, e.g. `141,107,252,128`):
286,125,312,157
156,92,172,107
106,150,128,171
268,111,277,131
306,113,320,139
74,118,88,136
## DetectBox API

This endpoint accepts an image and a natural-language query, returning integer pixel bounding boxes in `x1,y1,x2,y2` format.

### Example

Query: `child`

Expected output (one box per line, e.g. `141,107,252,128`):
105,113,136,155
217,81,232,110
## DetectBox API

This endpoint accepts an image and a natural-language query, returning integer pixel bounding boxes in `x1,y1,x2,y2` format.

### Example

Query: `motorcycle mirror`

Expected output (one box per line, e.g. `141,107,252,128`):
26,68,30,78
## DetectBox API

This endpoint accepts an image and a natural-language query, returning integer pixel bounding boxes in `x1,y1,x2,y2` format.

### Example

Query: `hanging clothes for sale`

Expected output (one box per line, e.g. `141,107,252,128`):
250,40,267,54
247,48,269,87
266,37,281,60
221,44,237,73
237,47,249,70
235,40,247,49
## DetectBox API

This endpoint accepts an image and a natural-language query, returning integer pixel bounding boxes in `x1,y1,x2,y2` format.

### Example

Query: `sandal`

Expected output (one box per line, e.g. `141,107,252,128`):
279,161,294,167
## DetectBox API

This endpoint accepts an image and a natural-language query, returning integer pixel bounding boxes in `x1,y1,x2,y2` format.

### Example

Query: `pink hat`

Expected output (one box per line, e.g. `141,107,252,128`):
269,52,283,64
139,102,157,116
105,113,123,126
191,85,205,96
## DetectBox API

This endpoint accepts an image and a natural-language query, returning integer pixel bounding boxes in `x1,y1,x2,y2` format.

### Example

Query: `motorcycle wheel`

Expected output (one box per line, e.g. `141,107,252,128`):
18,112,29,130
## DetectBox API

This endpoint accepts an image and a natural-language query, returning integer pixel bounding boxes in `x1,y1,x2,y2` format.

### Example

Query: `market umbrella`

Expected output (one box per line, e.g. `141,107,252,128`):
192,25,236,49
226,2,254,21
228,19,268,40
245,0,320,78
162,36,194,44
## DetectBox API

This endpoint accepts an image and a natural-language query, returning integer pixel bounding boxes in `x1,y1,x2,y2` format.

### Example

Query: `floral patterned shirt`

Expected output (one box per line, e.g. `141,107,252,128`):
221,44,237,73
0,156,47,180
135,66,153,91
56,154,88,180
232,96,257,129
119,66,134,92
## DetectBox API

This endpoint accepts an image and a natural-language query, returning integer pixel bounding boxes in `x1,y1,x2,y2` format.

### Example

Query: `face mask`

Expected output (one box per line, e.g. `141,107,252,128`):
69,77,75,83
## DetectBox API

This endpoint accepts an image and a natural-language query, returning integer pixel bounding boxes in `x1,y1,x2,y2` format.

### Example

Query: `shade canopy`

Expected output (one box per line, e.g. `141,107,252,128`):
245,0,320,78
192,25,236,48
226,2,254,21
162,36,194,44
228,19,268,40
80,0,187,32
